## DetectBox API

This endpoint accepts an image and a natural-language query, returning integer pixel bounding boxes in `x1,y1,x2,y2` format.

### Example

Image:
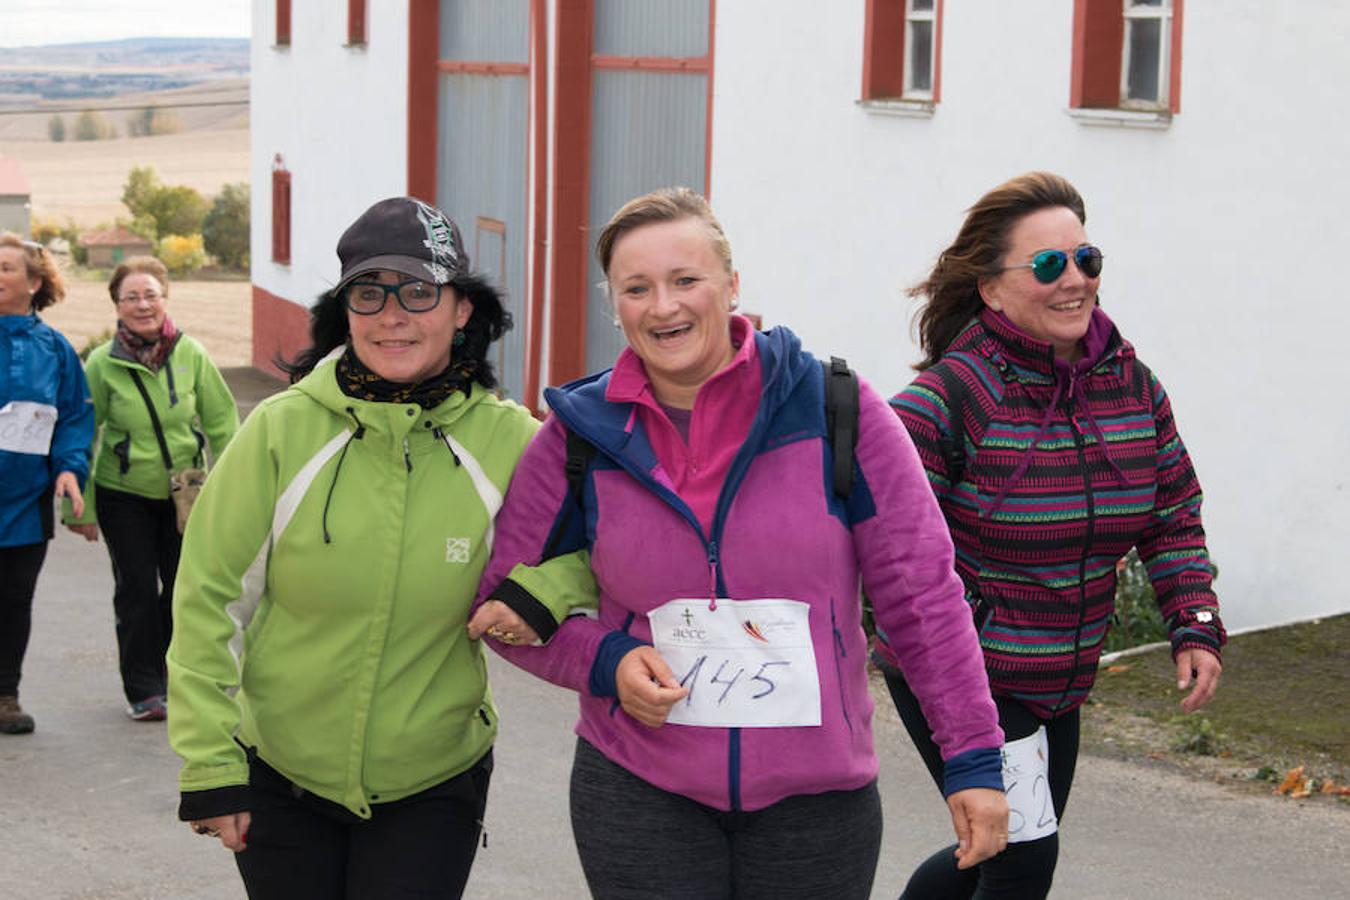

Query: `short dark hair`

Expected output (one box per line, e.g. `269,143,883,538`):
912,172,1087,369
108,256,170,304
276,273,512,387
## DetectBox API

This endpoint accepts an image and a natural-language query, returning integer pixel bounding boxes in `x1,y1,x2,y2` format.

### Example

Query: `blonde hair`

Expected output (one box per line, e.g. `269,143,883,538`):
595,186,733,278
0,232,65,311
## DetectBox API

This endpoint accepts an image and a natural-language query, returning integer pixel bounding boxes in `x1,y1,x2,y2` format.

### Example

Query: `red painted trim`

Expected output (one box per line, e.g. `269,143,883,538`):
591,55,709,72
270,167,291,264
860,0,903,99
407,0,439,201
347,0,367,45
251,285,310,378
704,0,716,196
436,60,530,75
548,0,594,387
932,0,944,104
1169,0,1184,114
1069,0,1123,109
276,0,292,46
525,0,548,411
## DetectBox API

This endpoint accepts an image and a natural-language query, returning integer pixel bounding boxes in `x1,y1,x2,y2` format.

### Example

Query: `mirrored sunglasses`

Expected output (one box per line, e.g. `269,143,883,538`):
1005,245,1104,284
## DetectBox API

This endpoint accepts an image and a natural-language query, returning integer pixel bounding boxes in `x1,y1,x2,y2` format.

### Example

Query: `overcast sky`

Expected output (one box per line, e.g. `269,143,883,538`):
1,0,250,48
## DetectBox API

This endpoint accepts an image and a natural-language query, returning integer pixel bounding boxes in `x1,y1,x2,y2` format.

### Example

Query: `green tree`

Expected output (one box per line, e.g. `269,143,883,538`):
126,107,182,137
48,115,66,142
121,166,163,221
150,185,209,238
202,183,250,270
73,109,115,141
119,167,208,240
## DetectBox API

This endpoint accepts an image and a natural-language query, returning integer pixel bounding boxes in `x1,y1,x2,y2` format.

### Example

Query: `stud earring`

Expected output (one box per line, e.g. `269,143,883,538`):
452,331,466,347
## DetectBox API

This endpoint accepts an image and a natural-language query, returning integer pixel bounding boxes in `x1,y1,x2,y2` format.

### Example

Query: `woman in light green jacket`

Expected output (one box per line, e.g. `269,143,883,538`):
167,198,565,899
67,256,237,722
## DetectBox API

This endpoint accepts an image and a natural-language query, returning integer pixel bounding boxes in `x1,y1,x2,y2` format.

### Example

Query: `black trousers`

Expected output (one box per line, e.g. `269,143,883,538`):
95,486,181,703
235,751,493,899
0,541,49,696
885,669,1080,900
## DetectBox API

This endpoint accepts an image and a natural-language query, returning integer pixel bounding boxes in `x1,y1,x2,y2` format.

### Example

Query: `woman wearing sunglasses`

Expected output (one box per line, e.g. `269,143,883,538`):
166,197,558,897
879,171,1224,898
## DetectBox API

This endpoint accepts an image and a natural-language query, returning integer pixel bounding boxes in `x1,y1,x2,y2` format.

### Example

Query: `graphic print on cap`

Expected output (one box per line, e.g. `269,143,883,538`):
413,199,459,284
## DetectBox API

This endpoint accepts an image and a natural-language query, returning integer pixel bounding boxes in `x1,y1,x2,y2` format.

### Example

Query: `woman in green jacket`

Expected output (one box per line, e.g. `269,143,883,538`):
167,198,557,899
66,256,238,721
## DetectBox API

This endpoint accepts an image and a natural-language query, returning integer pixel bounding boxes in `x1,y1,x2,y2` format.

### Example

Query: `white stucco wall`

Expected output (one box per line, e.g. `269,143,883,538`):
250,0,412,307
709,1,1350,630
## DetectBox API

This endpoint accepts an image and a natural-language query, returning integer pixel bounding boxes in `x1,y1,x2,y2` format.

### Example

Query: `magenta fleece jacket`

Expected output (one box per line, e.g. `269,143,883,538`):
476,324,1002,811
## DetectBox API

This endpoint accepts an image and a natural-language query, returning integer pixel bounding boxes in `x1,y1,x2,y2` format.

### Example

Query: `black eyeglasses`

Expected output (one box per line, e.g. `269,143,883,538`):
343,279,443,315
1002,245,1104,284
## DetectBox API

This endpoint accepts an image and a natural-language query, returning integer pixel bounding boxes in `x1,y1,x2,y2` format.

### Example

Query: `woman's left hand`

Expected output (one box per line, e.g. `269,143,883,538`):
53,471,84,519
1175,647,1222,713
467,599,541,646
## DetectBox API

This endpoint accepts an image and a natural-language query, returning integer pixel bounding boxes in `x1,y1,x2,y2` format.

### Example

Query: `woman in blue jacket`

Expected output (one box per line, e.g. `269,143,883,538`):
0,233,94,734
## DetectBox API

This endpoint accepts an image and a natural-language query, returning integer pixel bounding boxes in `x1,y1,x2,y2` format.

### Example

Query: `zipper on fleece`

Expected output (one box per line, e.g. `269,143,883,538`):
830,598,853,734
1052,384,1095,715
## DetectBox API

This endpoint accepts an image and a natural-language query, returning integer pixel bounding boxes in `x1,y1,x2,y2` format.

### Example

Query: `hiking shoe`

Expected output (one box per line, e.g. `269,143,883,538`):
127,695,167,722
0,695,35,734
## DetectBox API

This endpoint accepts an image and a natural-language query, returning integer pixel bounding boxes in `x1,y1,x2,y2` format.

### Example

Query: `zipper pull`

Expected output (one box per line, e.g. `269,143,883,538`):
403,437,412,472
706,540,719,610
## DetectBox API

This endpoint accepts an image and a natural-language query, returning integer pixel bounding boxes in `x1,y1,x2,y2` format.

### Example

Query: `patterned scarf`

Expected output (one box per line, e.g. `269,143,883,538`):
115,315,178,373
335,344,480,408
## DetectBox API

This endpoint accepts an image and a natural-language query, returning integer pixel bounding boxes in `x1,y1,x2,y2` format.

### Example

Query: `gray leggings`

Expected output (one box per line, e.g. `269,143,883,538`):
569,737,882,900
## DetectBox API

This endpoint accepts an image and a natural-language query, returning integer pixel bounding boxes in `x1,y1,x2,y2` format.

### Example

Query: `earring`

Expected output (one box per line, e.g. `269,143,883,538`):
612,317,622,330
729,298,740,311
988,301,1002,311
452,331,466,347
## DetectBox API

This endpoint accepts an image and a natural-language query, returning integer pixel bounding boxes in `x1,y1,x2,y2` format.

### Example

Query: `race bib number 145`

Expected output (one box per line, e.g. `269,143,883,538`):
649,598,821,729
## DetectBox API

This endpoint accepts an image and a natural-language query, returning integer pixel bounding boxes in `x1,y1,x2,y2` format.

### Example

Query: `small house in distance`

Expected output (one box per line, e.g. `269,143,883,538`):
0,156,32,237
80,225,154,267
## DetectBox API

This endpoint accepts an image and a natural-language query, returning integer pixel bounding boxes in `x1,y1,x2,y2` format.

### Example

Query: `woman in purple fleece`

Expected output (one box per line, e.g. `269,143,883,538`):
882,172,1225,899
469,187,1007,899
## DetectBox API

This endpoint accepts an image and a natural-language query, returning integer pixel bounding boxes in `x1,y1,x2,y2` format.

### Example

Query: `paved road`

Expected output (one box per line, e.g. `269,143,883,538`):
3,373,1346,898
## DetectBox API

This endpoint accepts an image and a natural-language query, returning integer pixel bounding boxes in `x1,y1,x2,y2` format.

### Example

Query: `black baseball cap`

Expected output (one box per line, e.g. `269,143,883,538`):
336,197,469,289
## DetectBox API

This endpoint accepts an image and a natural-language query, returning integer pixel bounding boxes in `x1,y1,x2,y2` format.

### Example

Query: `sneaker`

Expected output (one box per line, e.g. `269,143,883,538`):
0,694,35,734
127,695,167,722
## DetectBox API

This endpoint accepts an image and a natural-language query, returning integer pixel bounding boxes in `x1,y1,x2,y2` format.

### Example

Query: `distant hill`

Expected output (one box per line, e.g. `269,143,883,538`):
0,38,249,102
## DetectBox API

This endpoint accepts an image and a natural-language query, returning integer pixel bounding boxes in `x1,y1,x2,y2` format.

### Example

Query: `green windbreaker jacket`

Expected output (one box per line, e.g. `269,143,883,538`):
167,355,546,819
77,333,238,516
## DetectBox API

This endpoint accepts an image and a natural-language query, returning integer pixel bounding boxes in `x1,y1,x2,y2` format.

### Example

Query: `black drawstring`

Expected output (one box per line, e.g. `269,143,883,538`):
432,427,461,466
322,408,366,544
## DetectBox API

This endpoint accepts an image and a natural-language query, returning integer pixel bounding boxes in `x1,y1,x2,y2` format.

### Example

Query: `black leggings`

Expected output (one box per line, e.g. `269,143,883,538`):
0,541,48,696
96,485,181,704
235,751,492,899
570,737,883,900
885,670,1079,900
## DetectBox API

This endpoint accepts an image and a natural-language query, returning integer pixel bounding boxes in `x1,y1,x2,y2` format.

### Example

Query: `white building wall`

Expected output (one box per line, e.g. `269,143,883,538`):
710,1,1350,630
250,0,412,307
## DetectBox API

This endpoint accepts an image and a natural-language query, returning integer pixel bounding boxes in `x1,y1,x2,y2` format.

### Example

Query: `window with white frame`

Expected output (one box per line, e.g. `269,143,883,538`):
860,0,942,106
904,0,936,98
1121,0,1171,108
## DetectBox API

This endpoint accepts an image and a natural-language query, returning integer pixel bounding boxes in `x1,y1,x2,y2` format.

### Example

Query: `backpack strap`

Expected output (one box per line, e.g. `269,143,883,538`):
822,356,859,500
932,362,971,487
542,427,599,560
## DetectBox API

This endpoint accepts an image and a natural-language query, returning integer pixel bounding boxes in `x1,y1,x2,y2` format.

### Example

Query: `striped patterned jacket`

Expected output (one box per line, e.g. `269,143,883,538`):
878,307,1224,719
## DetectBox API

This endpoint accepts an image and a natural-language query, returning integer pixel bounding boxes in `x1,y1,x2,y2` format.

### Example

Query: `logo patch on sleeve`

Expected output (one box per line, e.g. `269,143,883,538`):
445,537,471,563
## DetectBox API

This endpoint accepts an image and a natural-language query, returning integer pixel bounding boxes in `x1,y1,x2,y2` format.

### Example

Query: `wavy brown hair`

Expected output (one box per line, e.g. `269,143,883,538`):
912,172,1086,369
0,232,65,311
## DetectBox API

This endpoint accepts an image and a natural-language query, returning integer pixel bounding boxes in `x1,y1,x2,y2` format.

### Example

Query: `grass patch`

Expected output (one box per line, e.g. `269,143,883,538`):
1085,613,1350,787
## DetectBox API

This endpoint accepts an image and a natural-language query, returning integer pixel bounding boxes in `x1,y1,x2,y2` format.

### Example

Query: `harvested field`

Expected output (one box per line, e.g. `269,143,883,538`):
41,274,252,368
1,128,250,226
